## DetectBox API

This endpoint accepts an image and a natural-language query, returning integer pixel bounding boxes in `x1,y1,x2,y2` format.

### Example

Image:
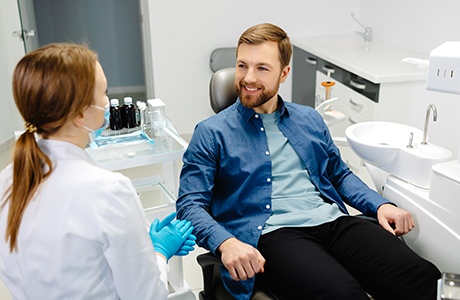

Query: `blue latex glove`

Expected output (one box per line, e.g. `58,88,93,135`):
154,211,177,231
149,214,194,261
175,231,197,256
149,212,196,257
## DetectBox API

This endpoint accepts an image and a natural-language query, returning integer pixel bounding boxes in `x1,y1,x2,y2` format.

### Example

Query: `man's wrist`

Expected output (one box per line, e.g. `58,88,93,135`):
218,237,237,254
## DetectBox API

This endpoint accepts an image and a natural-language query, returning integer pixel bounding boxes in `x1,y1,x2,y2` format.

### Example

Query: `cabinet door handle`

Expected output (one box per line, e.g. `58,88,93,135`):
322,66,335,74
350,80,366,90
305,57,317,65
349,98,363,109
348,117,358,124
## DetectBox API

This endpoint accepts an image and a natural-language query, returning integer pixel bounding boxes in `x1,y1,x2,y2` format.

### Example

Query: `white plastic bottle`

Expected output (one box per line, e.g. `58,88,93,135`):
152,110,166,137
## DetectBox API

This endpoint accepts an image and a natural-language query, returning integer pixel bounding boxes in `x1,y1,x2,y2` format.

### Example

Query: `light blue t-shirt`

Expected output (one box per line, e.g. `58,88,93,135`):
260,111,344,234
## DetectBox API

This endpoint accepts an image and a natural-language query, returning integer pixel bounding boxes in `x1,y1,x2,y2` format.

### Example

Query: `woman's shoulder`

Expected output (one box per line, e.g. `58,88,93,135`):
0,162,13,179
66,159,130,187
0,163,14,201
49,156,133,199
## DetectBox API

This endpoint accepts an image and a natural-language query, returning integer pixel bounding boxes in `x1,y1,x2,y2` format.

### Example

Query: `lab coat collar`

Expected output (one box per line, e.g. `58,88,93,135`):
38,139,97,165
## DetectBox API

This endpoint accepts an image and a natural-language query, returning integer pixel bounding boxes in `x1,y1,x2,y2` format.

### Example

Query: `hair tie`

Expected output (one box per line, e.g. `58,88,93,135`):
25,122,38,133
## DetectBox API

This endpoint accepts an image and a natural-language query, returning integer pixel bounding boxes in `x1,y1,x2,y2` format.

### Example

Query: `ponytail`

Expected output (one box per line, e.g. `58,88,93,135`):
3,129,52,252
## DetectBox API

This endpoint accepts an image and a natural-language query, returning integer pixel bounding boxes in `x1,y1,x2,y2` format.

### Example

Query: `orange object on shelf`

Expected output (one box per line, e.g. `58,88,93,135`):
321,81,335,100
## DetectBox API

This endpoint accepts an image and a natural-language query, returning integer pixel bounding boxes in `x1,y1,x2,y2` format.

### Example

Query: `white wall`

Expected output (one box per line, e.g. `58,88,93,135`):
3,1,460,150
360,0,460,55
148,0,361,135
360,0,460,155
0,0,25,147
148,0,460,156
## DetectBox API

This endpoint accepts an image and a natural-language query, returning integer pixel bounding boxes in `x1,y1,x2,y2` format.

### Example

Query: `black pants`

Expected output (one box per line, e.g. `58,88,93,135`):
255,216,440,300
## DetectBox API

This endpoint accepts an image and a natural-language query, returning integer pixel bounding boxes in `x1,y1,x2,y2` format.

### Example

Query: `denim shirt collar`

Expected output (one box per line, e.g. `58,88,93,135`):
236,95,289,122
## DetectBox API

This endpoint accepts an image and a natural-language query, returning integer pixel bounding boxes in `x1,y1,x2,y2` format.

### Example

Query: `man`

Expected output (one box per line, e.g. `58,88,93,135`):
177,23,440,300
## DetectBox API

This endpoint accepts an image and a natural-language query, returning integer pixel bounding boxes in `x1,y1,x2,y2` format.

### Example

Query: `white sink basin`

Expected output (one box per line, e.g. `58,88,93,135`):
345,122,422,167
345,121,452,188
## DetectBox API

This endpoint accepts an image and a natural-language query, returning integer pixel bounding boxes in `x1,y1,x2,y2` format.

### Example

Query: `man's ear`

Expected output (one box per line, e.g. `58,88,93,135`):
280,65,291,83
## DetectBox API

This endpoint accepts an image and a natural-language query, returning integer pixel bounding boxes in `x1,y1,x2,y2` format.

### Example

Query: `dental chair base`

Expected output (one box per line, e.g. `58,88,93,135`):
383,175,460,275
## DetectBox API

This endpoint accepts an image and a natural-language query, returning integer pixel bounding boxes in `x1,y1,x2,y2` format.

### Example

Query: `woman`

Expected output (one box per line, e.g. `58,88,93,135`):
0,43,194,299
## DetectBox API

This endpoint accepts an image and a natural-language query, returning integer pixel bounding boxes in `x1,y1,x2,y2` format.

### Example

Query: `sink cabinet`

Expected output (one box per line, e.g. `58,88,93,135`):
292,36,428,192
292,46,318,107
316,70,376,190
292,46,380,108
292,46,378,190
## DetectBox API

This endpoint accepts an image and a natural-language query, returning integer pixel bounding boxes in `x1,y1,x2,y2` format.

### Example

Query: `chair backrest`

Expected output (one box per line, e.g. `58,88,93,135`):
210,47,236,72
209,67,237,114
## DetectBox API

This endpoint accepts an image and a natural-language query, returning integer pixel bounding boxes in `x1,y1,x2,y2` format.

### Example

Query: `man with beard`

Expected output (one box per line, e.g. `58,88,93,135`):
176,23,440,300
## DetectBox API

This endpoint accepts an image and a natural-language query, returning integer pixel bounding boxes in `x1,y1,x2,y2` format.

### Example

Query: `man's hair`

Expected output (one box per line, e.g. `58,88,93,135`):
237,23,292,68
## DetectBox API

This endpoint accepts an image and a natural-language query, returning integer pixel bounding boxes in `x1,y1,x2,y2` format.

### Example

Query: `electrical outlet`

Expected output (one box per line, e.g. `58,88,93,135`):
426,41,460,95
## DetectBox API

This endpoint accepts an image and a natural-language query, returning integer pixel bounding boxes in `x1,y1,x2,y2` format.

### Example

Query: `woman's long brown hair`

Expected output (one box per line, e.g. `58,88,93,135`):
3,43,98,252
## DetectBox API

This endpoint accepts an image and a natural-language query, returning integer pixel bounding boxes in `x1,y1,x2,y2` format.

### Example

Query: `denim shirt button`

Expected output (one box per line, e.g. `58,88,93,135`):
257,225,263,230
266,178,271,182
255,114,259,118
265,151,270,155
260,127,264,131
265,204,270,209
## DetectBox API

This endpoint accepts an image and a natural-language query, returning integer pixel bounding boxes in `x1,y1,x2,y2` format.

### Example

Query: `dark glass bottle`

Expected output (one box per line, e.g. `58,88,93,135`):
121,97,137,129
109,98,123,130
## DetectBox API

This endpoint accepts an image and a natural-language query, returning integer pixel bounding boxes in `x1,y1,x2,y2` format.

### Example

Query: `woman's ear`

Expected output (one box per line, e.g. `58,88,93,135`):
72,111,86,128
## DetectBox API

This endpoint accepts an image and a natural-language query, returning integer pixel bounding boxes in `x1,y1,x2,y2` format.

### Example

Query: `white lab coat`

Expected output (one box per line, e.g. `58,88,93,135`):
0,139,168,299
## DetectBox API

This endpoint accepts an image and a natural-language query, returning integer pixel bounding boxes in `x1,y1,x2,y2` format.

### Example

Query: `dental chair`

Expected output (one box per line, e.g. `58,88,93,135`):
209,48,238,114
209,67,237,113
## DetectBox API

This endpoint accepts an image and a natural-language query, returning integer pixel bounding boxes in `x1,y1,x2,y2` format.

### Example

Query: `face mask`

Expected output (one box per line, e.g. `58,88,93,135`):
84,98,110,145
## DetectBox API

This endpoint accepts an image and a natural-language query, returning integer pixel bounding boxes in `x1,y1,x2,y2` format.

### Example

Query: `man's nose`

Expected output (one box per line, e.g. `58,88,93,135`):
243,68,257,83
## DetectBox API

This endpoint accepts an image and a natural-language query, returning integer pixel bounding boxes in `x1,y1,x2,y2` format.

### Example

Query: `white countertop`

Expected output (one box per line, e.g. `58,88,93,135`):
292,35,429,84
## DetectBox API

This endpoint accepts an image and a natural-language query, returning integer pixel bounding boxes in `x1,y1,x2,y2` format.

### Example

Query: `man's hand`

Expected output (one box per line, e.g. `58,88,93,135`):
218,238,265,281
377,203,415,236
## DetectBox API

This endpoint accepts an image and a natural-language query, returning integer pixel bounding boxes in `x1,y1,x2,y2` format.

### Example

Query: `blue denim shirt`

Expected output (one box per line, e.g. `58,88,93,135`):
176,97,390,299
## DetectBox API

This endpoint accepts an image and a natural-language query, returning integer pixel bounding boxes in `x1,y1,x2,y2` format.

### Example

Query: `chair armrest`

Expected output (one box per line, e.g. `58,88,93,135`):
196,252,278,300
196,252,224,268
196,252,225,300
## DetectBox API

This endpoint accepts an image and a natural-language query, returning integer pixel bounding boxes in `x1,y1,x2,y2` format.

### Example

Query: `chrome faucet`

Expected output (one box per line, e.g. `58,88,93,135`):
422,104,437,145
351,13,373,42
